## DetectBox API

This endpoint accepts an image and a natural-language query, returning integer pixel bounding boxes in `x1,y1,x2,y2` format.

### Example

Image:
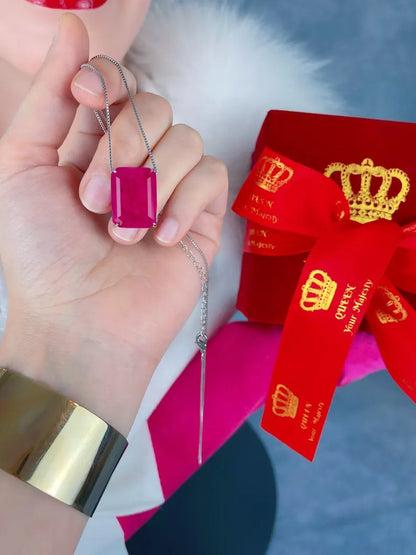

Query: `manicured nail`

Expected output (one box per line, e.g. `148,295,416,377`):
73,67,102,96
156,217,179,243
82,176,110,212
113,226,139,242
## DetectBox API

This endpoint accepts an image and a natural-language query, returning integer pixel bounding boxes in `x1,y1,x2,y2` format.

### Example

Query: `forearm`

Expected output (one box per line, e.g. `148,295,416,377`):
0,330,155,554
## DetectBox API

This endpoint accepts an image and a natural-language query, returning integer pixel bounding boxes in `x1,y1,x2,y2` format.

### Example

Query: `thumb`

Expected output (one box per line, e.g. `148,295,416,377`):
0,13,89,171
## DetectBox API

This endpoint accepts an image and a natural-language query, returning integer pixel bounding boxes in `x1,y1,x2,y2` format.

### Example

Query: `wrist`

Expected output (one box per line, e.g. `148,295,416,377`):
0,316,157,437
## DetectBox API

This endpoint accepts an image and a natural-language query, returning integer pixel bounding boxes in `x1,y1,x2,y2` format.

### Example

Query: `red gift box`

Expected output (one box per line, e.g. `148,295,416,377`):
233,111,416,460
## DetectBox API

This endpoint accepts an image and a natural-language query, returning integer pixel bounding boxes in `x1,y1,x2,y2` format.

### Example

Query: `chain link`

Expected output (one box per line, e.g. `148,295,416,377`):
81,55,157,175
82,56,209,465
179,234,209,465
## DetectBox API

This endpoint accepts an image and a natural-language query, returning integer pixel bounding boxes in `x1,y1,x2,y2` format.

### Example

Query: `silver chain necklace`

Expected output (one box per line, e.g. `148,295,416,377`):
82,55,209,465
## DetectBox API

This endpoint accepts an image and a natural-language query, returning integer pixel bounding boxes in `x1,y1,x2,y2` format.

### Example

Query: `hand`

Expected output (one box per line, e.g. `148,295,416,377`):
0,14,227,435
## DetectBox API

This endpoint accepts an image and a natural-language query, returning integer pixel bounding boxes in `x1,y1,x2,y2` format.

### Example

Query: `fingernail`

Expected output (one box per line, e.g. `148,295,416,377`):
73,67,102,96
82,176,110,212
156,217,179,243
113,226,140,242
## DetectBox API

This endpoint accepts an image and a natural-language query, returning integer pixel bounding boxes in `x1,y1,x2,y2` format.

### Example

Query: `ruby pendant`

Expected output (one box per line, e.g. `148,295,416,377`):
111,167,157,228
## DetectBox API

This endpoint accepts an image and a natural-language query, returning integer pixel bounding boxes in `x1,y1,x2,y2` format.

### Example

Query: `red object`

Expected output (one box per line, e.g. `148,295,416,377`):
25,0,107,9
261,217,400,460
237,112,416,326
232,112,416,460
111,167,157,228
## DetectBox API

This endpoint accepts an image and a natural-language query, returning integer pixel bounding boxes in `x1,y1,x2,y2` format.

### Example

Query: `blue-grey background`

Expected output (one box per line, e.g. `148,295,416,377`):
241,0,416,122
242,1,416,554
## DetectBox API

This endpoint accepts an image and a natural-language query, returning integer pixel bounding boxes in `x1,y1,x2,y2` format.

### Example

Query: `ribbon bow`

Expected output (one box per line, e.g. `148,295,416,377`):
233,148,416,460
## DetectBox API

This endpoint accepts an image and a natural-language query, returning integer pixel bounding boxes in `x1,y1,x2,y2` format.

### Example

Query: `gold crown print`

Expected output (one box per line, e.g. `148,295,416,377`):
256,156,294,193
300,269,337,312
272,384,299,418
376,286,408,324
324,158,410,224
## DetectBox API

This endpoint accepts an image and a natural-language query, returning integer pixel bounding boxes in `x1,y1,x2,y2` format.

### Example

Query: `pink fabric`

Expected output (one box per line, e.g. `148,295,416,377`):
117,508,159,540
118,321,279,540
338,330,385,385
148,322,280,499
117,321,385,540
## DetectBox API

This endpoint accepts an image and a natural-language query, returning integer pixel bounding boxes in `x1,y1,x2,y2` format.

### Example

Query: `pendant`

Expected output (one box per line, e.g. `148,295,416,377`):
111,167,157,228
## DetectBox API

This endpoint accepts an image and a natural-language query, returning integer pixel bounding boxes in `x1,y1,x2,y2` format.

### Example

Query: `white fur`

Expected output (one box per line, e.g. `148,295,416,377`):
0,1,344,551
125,0,343,422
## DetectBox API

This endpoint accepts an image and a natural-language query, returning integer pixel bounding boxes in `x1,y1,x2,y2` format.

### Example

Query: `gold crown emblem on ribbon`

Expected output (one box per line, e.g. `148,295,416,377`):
300,269,337,312
272,384,299,418
324,158,410,224
256,156,294,193
376,286,408,324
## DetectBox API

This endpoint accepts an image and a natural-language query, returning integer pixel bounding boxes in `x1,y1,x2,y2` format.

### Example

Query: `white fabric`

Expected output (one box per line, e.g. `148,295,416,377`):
0,0,343,551
96,420,165,516
75,514,128,555
95,0,342,520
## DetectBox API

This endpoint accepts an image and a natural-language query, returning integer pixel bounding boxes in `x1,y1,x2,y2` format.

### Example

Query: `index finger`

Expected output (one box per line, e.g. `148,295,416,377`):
60,57,138,172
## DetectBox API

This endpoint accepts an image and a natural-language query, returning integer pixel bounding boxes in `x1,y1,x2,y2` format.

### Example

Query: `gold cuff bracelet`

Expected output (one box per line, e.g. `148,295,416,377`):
0,368,128,517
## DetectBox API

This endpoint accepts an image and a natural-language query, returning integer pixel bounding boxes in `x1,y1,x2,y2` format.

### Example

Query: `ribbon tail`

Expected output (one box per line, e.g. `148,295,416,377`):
367,279,416,401
261,220,401,461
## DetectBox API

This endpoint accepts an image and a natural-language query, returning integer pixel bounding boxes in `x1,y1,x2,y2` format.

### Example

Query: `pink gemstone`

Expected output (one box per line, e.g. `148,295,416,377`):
111,167,157,228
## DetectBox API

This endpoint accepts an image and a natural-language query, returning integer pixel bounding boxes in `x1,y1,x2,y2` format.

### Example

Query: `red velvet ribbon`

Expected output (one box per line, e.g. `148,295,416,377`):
232,148,416,460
